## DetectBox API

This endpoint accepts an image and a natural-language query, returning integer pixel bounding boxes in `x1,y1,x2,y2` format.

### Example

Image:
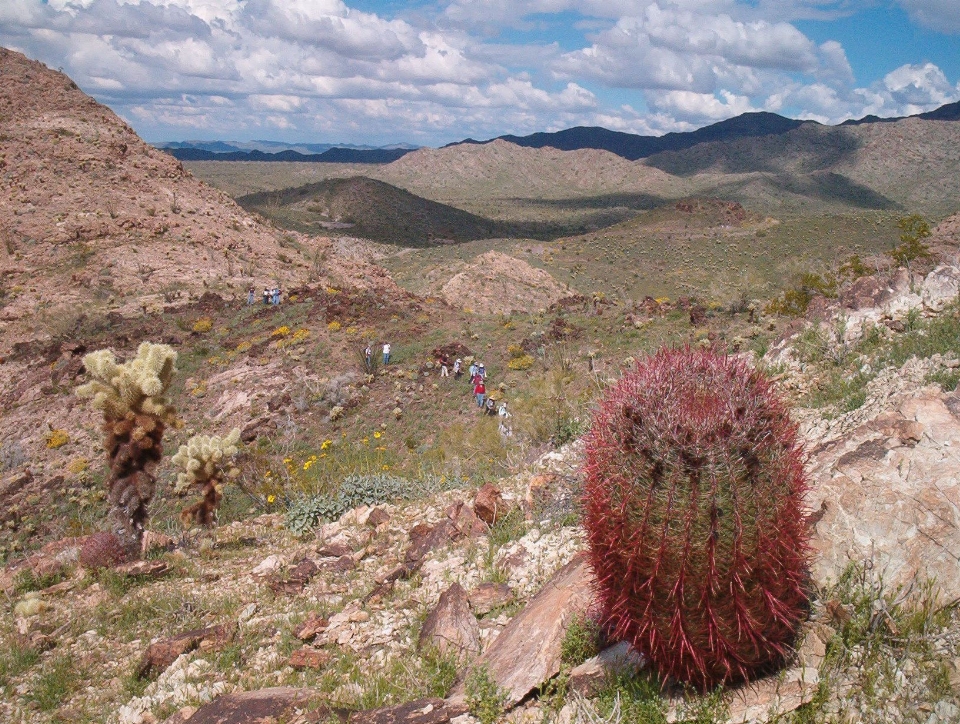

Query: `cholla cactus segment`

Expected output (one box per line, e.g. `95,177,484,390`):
77,342,178,422
172,429,240,492
173,428,241,527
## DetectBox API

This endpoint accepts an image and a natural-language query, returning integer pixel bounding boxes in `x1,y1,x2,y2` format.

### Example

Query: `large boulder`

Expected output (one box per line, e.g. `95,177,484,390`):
807,391,960,600
921,264,960,312
448,553,594,708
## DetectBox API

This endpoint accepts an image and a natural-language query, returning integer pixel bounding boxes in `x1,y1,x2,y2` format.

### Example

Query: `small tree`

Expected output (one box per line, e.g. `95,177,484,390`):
889,214,932,270
76,342,178,555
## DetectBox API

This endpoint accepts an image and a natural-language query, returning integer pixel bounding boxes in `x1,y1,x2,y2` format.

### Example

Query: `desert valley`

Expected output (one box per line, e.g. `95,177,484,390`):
2,44,960,724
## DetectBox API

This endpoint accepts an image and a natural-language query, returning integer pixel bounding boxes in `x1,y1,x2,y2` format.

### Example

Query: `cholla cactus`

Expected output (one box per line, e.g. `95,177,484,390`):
171,429,241,527
76,342,178,554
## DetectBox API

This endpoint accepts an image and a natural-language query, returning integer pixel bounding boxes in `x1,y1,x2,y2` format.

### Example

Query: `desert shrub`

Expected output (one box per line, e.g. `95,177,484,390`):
888,214,931,268
76,343,178,554
465,665,507,724
582,346,809,689
192,317,213,333
560,614,602,666
839,254,871,280
79,531,128,570
285,473,461,534
44,429,70,449
507,344,525,359
507,354,535,371
765,271,838,317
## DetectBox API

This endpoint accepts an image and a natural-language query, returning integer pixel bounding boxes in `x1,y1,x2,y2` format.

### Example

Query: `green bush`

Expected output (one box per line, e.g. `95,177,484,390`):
285,473,462,534
465,665,508,724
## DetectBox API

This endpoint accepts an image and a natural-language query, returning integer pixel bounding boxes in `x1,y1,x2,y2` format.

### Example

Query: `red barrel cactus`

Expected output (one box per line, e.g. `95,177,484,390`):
583,346,810,689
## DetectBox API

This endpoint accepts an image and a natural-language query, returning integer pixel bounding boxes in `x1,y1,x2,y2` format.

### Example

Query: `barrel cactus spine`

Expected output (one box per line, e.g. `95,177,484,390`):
582,346,810,690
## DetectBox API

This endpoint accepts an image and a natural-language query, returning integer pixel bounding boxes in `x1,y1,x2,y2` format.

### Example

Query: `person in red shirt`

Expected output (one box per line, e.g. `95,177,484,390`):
474,379,486,408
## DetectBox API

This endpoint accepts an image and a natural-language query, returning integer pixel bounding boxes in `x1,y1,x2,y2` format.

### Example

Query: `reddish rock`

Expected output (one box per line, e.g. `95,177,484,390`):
448,554,594,707
418,583,480,658
184,687,318,724
473,484,508,526
289,646,332,670
467,583,513,615
366,507,391,528
405,520,461,563
294,613,330,641
318,542,354,558
137,623,236,678
269,558,319,595
113,559,169,579
445,500,488,537
348,697,466,724
317,555,356,573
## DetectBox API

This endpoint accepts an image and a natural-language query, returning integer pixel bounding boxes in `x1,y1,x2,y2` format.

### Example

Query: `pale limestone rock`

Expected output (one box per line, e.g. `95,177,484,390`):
807,391,960,601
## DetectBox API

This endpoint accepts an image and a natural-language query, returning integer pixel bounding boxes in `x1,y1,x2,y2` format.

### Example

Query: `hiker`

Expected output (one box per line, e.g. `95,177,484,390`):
382,342,391,365
272,287,281,305
247,287,255,305
468,361,477,382
498,400,512,437
453,358,462,379
485,397,496,415
477,362,486,380
365,345,372,369
262,287,270,304
440,357,449,377
474,378,486,408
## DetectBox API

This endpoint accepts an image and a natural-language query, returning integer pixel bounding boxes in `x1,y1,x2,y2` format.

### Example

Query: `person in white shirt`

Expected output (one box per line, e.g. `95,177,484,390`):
382,342,391,365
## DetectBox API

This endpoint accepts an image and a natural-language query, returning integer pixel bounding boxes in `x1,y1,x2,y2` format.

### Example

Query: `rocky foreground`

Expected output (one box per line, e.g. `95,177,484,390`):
3,310,960,724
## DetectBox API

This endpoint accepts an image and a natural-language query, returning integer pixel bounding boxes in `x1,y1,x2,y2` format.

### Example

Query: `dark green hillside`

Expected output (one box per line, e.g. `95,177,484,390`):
238,176,504,247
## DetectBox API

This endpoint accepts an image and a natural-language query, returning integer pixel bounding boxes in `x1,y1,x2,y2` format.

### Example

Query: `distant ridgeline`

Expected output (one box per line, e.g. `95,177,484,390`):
448,100,960,161
160,147,413,164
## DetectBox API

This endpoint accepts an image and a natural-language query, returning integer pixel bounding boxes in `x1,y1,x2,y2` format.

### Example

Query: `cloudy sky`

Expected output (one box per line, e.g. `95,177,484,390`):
2,0,959,146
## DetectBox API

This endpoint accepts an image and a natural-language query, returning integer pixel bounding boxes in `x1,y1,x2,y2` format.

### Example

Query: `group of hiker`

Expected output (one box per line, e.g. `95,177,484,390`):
364,343,392,367
248,286,282,306
438,356,512,434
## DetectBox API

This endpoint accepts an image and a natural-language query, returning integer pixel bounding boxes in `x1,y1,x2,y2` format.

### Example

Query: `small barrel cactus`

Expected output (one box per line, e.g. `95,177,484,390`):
171,429,241,527
583,346,809,689
79,531,128,570
76,342,178,554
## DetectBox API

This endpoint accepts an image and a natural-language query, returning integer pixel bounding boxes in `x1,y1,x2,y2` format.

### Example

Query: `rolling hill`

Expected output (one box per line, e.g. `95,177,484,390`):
237,176,505,247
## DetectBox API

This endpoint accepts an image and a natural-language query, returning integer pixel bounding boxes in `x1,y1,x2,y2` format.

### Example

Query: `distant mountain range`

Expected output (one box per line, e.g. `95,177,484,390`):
162,146,414,164
159,99,960,165
449,100,960,161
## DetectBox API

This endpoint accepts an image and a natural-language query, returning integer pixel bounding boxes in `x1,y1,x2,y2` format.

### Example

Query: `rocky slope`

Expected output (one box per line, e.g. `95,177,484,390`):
0,48,401,350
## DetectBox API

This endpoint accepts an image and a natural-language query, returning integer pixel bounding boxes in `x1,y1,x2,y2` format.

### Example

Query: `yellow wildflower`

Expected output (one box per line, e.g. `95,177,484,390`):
267,494,276,504
373,431,382,439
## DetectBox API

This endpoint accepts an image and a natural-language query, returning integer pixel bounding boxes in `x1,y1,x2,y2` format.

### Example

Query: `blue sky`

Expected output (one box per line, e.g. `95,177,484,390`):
2,0,958,146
